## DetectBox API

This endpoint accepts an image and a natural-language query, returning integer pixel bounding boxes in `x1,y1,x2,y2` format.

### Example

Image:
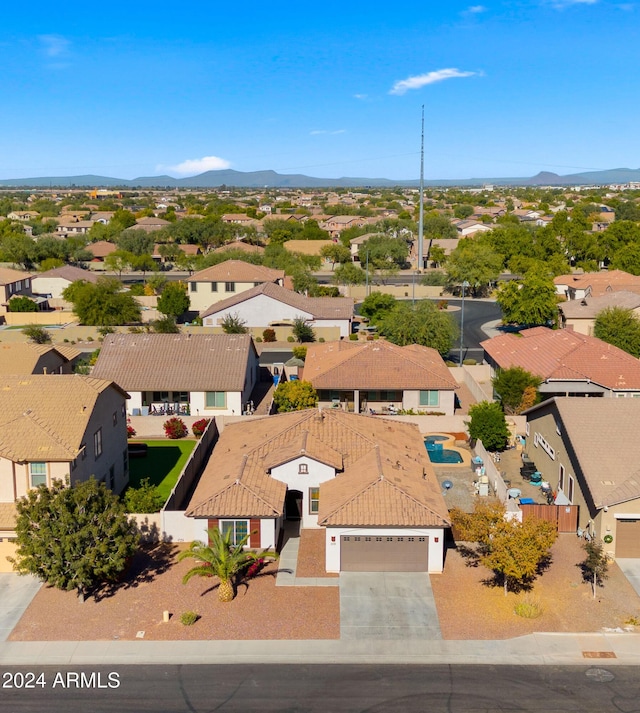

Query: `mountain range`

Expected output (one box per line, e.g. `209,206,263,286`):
1,167,639,189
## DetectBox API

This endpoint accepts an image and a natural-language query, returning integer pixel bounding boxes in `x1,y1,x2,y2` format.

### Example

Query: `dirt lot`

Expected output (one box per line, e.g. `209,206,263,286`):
9,543,340,642
431,534,640,639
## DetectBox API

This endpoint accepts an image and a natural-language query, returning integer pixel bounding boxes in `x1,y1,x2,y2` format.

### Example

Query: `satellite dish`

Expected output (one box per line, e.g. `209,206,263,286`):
442,480,453,490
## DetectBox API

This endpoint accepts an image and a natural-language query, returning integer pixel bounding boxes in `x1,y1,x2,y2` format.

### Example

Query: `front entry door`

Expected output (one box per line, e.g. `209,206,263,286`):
285,490,303,520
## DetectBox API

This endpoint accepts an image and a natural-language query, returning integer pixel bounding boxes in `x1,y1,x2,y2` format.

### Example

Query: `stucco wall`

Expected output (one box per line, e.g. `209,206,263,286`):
270,457,335,529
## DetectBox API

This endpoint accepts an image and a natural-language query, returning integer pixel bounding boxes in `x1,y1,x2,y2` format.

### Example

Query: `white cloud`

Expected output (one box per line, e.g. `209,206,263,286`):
310,129,346,135
549,0,598,6
467,5,487,12
38,34,70,58
390,68,479,96
159,156,231,176
353,93,368,100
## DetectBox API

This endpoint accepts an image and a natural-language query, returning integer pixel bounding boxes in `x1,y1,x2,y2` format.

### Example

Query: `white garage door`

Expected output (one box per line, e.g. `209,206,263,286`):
340,534,428,572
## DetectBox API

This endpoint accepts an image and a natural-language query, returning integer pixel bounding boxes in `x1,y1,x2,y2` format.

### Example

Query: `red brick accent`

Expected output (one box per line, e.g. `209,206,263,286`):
249,519,260,547
207,519,218,543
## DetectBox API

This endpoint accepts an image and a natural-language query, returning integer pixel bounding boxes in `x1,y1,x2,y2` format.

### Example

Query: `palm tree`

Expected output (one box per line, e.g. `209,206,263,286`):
177,527,278,602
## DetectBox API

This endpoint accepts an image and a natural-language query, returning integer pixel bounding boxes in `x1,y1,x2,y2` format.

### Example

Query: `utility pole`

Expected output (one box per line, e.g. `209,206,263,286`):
418,105,424,273
365,249,369,297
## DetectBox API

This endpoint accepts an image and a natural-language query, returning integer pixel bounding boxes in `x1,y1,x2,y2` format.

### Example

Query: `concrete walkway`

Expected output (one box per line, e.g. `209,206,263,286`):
275,527,337,588
339,572,441,640
615,559,640,598
0,574,41,642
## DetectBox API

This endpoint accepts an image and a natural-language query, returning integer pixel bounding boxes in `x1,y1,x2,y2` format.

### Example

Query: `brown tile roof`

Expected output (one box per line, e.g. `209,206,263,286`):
304,340,458,390
32,265,99,284
481,327,640,391
187,260,284,284
91,333,256,392
186,409,450,527
554,270,640,297
200,282,354,321
0,267,32,285
0,375,125,461
211,241,265,255
86,241,117,258
559,291,640,319
527,398,640,508
0,343,80,375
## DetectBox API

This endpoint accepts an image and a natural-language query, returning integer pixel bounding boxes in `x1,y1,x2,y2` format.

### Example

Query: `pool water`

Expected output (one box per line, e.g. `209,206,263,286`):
424,435,448,446
424,436,464,464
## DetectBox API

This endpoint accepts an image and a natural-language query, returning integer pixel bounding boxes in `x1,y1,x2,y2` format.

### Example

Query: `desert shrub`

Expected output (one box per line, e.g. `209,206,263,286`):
514,596,543,619
262,328,276,342
192,418,210,438
255,336,262,342
318,337,325,342
124,478,165,513
349,333,359,341
163,417,188,439
463,358,477,365
286,336,295,342
180,611,199,626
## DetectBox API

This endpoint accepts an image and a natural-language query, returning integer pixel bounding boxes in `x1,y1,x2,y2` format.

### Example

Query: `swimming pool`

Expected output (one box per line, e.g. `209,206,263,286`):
425,447,465,464
424,435,448,447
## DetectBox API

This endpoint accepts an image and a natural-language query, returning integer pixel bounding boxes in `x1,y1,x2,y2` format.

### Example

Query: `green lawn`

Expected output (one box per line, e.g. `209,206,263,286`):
128,440,196,500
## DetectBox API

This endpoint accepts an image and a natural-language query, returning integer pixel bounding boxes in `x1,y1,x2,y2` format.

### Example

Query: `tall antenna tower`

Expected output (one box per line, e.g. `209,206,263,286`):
417,105,424,272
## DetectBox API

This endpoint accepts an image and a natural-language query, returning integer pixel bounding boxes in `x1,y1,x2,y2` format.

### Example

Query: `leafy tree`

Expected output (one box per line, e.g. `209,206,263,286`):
292,345,308,361
423,214,458,241
104,250,132,276
320,242,351,268
8,295,37,312
63,277,141,326
496,267,558,326
123,478,166,513
467,401,510,451
593,306,640,358
273,380,318,412
454,204,474,219
360,292,397,325
262,328,276,342
178,527,278,602
444,239,503,296
611,243,640,276
10,478,139,602
358,234,409,271
333,262,366,286
157,281,190,318
21,325,52,343
151,316,180,333
614,200,640,222
420,270,447,286
38,257,65,271
581,539,610,598
428,245,447,268
379,301,458,356
492,367,542,415
292,316,315,343
220,312,248,334
130,253,157,276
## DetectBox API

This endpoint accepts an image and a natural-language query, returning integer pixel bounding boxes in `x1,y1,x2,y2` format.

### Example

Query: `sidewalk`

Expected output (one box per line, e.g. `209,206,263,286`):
1,632,639,666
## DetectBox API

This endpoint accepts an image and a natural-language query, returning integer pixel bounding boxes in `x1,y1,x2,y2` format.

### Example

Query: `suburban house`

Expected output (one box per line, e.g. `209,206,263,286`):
558,290,640,336
91,333,259,416
31,265,99,299
200,281,354,338
186,260,286,312
7,211,39,221
135,216,172,232
211,241,265,257
185,409,450,573
554,270,640,300
55,218,94,236
85,240,117,265
304,340,459,415
0,342,81,375
481,326,640,398
0,267,33,316
319,215,376,239
0,375,130,541
452,220,493,237
522,397,640,558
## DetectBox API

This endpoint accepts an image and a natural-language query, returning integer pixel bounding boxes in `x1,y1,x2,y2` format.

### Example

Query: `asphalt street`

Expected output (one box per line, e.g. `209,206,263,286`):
0,664,637,712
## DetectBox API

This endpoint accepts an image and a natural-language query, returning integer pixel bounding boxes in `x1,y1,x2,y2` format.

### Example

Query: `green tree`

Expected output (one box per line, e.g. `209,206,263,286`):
124,478,166,514
21,325,52,343
292,316,315,343
63,277,141,326
379,301,458,356
10,478,139,602
178,527,278,602
358,234,409,271
333,262,366,286
38,257,65,271
273,380,318,412
151,316,180,333
496,267,558,326
360,292,397,325
157,281,190,318
454,204,475,219
467,401,510,451
611,243,640,276
292,345,308,361
220,312,248,334
492,367,542,415
581,539,610,598
593,306,640,358
8,295,37,312
444,240,503,296
320,242,351,268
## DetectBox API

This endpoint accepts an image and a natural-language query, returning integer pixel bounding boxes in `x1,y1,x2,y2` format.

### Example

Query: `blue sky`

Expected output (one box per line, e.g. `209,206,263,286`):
0,1,638,181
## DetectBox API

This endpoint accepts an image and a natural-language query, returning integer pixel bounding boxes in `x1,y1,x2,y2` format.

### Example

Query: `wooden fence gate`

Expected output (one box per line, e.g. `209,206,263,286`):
520,504,579,533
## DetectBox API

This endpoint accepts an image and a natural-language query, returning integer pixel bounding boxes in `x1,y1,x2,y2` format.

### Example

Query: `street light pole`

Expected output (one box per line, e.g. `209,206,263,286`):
365,249,369,297
459,280,470,366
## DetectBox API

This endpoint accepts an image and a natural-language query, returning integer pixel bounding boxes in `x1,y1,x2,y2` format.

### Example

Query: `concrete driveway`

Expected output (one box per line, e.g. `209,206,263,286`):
615,559,640,598
0,573,41,641
339,572,441,640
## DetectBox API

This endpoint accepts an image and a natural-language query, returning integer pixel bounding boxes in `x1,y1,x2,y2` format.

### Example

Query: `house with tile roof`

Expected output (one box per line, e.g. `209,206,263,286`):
0,374,130,541
554,270,640,300
211,241,265,256
481,326,640,398
522,398,640,558
31,265,99,299
200,281,354,338
0,342,81,375
185,409,450,573
558,290,640,336
304,340,459,415
186,260,286,312
85,240,117,264
0,267,33,315
134,216,172,232
91,333,259,416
